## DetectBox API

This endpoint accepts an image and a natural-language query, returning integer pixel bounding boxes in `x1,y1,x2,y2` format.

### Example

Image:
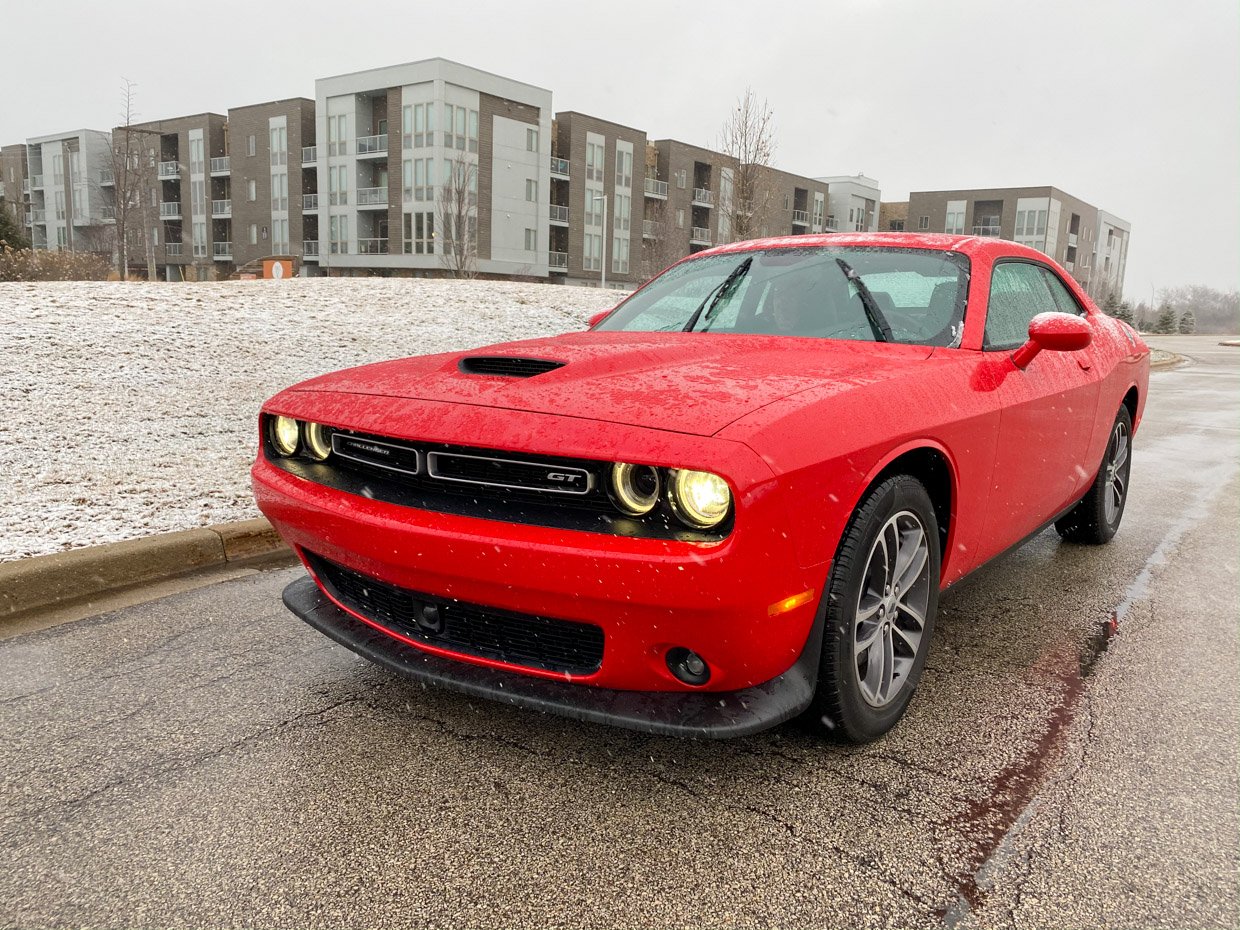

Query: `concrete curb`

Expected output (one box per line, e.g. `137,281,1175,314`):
1149,352,1186,371
0,518,289,622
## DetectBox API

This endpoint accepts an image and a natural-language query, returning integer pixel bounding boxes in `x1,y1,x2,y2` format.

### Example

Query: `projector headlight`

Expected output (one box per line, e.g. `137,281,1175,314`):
270,416,300,456
669,469,731,529
609,462,661,516
303,421,333,461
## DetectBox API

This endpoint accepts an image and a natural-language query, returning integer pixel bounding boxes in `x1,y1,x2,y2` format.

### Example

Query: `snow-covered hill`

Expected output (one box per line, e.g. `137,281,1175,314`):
0,278,627,561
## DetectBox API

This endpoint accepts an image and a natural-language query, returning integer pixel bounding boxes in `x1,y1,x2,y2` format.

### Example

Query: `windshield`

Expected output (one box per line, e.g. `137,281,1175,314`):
597,247,970,347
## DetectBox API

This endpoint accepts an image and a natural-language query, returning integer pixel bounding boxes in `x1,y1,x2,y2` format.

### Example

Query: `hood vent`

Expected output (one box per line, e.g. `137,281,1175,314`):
458,356,566,378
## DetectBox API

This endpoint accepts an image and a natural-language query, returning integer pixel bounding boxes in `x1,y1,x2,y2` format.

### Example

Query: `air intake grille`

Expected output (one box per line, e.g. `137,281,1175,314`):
307,552,605,676
458,356,565,378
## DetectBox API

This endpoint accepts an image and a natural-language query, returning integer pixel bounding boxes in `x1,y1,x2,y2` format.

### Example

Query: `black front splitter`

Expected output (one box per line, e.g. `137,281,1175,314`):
282,575,820,740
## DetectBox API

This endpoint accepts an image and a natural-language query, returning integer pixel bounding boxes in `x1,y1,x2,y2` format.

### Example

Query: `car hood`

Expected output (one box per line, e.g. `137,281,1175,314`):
290,331,934,437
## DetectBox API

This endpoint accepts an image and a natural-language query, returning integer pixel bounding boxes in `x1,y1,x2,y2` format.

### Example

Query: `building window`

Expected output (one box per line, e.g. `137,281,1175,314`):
612,236,630,274
247,179,256,202
918,215,929,230
526,128,538,152
583,232,602,271
676,208,685,229
329,165,348,205
524,228,536,251
675,169,687,189
888,219,905,231
586,142,603,182
614,193,630,231
269,126,287,167
525,178,538,203
468,110,479,153
945,209,964,235
249,223,258,245
329,214,349,254
270,172,288,212
404,211,434,254
614,149,632,188
247,134,256,157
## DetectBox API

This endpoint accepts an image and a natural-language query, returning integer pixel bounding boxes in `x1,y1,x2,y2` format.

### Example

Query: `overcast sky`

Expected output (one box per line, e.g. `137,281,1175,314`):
3,0,1236,300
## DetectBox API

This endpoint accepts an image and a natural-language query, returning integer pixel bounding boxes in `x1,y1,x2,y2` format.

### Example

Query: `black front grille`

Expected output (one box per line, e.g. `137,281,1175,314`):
458,356,565,378
307,552,605,676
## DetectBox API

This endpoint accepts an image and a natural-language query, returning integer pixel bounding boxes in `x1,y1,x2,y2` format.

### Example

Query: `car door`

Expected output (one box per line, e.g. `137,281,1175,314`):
975,260,1102,561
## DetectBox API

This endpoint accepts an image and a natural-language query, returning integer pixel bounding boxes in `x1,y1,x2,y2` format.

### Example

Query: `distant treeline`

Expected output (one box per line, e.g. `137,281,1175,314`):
1130,286,1239,334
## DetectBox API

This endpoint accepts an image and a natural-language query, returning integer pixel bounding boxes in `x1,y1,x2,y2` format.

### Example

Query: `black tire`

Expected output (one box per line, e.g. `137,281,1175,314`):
1055,405,1133,545
806,475,940,743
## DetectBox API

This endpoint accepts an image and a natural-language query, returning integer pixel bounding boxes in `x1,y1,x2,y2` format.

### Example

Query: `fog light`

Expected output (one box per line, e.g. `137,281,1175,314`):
666,647,711,686
270,415,300,456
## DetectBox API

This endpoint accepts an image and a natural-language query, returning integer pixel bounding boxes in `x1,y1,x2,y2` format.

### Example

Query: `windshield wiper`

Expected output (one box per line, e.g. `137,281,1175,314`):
683,257,753,332
835,258,893,343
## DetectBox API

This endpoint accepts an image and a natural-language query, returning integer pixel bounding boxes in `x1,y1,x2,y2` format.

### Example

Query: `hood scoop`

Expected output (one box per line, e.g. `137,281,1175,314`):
458,356,566,378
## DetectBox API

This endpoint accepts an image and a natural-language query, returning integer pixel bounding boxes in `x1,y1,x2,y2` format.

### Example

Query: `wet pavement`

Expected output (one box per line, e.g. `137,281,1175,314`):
2,335,1236,929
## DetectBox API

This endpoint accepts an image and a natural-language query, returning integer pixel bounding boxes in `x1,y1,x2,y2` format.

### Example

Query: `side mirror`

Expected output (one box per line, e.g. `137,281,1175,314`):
1011,312,1092,369
587,309,610,329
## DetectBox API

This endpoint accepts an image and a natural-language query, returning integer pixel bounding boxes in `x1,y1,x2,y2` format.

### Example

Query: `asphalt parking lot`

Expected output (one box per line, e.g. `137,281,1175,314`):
1,335,1236,929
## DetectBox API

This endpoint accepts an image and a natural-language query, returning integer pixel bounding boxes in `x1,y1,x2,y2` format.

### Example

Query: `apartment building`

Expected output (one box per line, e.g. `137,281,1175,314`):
24,129,114,253
1,143,29,231
227,97,316,269
815,175,880,233
1093,210,1131,299
906,186,1129,296
879,200,908,232
759,165,833,236
120,113,230,280
549,112,647,287
313,58,551,277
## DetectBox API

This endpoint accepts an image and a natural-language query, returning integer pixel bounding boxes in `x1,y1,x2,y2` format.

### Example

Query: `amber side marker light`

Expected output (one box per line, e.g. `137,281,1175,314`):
768,588,815,617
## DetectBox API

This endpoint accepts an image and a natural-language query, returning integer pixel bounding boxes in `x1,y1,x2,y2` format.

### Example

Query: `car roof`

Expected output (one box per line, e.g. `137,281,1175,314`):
693,231,1048,263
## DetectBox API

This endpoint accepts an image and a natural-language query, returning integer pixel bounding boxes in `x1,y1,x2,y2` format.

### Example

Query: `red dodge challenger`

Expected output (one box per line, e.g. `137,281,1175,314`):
252,233,1149,742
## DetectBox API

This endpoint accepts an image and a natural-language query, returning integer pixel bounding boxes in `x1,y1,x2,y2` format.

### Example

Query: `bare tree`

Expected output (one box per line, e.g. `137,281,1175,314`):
110,80,158,279
718,88,776,242
638,199,681,280
437,153,478,278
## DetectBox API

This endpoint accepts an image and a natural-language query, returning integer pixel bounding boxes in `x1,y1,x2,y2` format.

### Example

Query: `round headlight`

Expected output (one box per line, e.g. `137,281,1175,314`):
303,421,332,461
270,416,300,456
669,469,731,528
609,462,660,516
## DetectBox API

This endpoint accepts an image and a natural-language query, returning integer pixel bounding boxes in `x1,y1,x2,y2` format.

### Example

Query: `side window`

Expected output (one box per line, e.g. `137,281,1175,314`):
985,262,1055,349
1039,267,1085,316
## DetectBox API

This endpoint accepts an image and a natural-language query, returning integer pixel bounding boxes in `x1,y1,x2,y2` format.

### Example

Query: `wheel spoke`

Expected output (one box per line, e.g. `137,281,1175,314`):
895,597,926,630
895,534,928,591
1113,434,1128,470
892,621,922,656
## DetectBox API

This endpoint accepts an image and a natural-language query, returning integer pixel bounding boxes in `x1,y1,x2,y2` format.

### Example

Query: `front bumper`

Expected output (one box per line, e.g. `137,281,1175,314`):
283,575,821,738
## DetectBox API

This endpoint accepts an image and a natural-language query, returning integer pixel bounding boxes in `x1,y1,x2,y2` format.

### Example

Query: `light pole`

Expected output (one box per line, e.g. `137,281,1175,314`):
592,190,608,289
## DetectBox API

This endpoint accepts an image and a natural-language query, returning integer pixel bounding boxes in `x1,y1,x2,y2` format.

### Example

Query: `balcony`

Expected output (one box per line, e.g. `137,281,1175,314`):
549,250,568,271
643,219,660,239
302,146,317,165
30,208,46,224
644,178,668,199
690,226,712,245
31,174,44,188
213,241,233,260
971,224,1001,237
211,199,231,217
23,179,30,194
158,161,179,180
303,240,319,259
210,156,230,175
549,204,569,225
356,134,388,157
825,214,837,231
792,210,810,226
101,206,115,220
98,169,114,186
550,156,570,178
692,188,714,207
303,193,319,211
357,238,389,254
159,202,181,219
356,187,388,208
165,243,183,256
